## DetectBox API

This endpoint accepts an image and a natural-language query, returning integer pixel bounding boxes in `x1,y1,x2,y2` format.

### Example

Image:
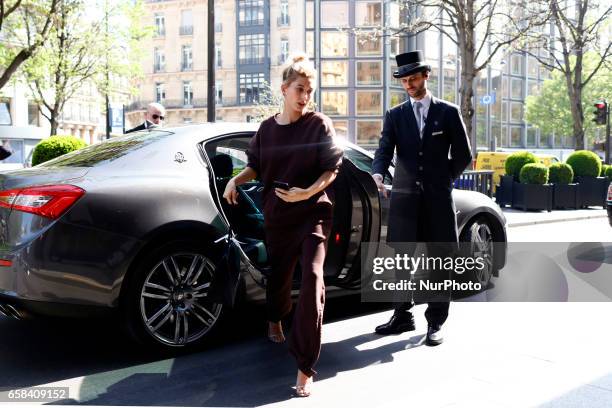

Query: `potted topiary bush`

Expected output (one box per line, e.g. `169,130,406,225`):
32,135,87,166
512,163,552,211
549,163,578,209
566,150,606,208
496,151,537,207
606,166,612,181
602,164,610,179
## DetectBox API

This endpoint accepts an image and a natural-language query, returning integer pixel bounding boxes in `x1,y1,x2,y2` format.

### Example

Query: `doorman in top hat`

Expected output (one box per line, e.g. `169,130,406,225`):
371,50,472,345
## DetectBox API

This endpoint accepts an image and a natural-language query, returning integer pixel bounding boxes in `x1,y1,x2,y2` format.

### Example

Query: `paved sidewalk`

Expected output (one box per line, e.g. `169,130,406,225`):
502,207,607,227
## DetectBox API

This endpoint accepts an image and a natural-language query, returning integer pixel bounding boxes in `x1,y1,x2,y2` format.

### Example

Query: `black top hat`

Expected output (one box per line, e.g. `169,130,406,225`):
393,50,431,78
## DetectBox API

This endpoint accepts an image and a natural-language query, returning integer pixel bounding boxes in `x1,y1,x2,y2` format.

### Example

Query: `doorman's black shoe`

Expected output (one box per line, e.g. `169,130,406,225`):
374,312,416,335
426,324,444,346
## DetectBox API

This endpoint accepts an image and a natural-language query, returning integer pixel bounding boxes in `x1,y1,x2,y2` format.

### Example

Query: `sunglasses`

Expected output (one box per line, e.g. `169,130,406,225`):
152,114,165,120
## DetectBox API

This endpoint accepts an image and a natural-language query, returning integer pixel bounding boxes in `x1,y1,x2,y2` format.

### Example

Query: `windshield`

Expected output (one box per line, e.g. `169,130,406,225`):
37,130,173,168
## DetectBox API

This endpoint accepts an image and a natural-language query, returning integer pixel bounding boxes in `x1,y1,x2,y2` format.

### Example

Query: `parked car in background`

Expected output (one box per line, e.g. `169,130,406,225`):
0,123,508,351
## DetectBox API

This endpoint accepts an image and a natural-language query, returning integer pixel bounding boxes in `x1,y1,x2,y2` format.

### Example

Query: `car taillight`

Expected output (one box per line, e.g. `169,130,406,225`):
0,185,85,219
608,184,612,202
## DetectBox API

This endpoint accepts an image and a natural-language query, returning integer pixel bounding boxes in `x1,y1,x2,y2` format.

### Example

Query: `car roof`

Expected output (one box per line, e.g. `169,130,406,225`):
162,122,260,142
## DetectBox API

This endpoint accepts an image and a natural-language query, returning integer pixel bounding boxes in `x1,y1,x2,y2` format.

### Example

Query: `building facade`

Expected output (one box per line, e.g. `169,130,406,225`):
129,0,567,152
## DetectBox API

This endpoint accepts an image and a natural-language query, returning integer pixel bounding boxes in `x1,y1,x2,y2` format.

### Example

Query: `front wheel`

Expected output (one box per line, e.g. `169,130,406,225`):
121,241,224,351
460,217,496,289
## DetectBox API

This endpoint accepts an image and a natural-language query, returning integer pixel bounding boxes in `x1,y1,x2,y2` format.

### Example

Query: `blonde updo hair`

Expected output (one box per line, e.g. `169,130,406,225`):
281,52,317,88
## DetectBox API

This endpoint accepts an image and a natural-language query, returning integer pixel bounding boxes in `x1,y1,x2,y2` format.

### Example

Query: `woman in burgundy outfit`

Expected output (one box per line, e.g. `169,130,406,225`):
223,53,343,397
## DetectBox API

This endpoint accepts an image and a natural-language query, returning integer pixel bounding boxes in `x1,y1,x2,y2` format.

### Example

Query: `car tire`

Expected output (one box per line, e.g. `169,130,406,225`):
459,216,497,289
121,240,224,352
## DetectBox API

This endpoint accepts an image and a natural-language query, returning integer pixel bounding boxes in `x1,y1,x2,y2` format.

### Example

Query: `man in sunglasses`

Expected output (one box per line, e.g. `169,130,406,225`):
126,102,166,133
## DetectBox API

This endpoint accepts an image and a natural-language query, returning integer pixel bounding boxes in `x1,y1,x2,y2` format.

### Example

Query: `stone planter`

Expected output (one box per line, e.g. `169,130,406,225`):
576,176,608,208
512,182,553,211
552,183,579,209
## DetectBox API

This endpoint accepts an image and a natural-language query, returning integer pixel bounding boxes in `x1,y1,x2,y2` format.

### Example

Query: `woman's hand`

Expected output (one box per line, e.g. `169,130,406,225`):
275,187,312,203
223,179,239,205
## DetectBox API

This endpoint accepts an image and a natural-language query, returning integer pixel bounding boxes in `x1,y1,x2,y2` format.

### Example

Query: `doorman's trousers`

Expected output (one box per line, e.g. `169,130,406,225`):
265,219,332,377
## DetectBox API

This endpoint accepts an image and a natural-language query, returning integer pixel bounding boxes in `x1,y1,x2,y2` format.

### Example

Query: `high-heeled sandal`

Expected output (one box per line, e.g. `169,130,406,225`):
295,371,313,397
267,322,285,343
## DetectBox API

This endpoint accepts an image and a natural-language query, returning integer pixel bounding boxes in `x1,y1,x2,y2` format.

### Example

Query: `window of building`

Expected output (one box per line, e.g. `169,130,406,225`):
356,120,382,146
527,127,537,147
321,32,348,57
356,91,383,116
527,56,538,78
390,37,399,57
306,1,314,29
390,91,406,107
239,73,265,103
511,78,523,99
181,45,193,71
511,54,524,75
355,34,382,56
28,103,39,126
333,120,348,139
321,2,348,28
321,60,348,86
355,1,382,26
510,102,523,122
154,13,165,36
280,39,289,65
155,83,165,104
180,9,193,35
510,126,522,147
238,0,264,26
214,6,223,32
183,117,192,124
216,80,223,104
239,34,266,64
527,80,539,96
215,43,222,68
183,81,193,106
154,48,165,72
0,98,11,125
306,32,314,59
356,61,382,86
321,91,348,116
279,0,290,25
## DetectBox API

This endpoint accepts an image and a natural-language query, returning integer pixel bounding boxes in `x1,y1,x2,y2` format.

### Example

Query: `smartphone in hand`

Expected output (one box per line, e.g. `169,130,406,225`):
273,181,290,190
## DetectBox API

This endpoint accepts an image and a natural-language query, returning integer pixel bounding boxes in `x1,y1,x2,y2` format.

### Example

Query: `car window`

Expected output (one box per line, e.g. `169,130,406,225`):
343,146,392,184
37,130,173,168
204,136,253,178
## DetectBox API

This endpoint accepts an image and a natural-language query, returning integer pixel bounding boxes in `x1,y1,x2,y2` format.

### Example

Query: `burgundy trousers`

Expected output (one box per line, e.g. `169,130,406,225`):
265,219,331,377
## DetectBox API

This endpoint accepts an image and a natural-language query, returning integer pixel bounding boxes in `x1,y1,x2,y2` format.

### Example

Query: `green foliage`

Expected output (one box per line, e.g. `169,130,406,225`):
505,151,537,178
601,164,610,177
566,150,602,179
605,166,612,181
32,135,87,166
525,53,612,147
548,163,574,184
519,163,549,184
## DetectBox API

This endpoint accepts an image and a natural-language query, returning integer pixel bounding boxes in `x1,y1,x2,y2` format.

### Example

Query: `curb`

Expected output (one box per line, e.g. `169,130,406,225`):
507,213,607,227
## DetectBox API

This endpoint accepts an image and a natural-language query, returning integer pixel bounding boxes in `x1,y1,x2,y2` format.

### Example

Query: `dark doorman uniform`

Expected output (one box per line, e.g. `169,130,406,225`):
372,50,472,343
246,111,343,376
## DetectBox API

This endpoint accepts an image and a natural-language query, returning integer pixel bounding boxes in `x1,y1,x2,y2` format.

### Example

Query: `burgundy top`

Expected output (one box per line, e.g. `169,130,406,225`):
246,111,343,227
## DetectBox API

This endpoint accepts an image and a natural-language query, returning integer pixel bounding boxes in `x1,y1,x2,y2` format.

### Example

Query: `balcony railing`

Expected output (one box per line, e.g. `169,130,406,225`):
278,54,289,65
181,63,193,71
238,19,264,27
153,64,165,73
277,15,290,26
179,25,193,35
239,56,269,65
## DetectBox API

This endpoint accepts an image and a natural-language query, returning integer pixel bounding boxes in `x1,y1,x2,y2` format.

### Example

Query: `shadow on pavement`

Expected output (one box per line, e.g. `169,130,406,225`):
1,295,415,406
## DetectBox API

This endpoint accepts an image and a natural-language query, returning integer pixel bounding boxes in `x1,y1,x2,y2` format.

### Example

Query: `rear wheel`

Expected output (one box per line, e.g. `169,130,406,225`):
122,240,223,351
